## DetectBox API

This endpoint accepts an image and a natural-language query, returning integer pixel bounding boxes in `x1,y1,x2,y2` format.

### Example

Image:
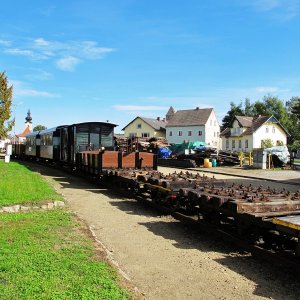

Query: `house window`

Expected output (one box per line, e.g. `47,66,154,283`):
217,132,219,137
245,139,248,148
226,139,229,149
137,124,142,129
266,126,269,133
238,140,242,149
272,126,275,133
276,140,283,146
232,140,235,149
178,131,182,136
142,133,149,138
188,131,192,136
169,131,172,136
198,131,202,136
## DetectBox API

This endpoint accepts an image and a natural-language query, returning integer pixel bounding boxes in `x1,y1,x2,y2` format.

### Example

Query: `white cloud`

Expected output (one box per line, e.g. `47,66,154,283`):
249,0,300,20
113,105,169,111
4,48,49,60
254,0,281,11
56,56,81,72
15,89,56,97
1,37,114,71
34,38,50,47
81,41,114,59
12,80,59,98
4,48,34,57
0,39,11,46
255,86,279,93
24,70,54,81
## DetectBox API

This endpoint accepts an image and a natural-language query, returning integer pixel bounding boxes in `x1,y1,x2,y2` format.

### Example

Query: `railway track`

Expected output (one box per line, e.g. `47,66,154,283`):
99,168,300,277
14,157,300,277
135,193,300,277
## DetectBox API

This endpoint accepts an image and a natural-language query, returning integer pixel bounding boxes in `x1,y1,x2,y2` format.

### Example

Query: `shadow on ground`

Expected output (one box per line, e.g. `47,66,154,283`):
19,160,300,300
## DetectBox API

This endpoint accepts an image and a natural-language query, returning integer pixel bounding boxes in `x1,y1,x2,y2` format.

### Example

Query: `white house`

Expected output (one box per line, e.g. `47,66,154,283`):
0,138,10,151
220,115,289,152
165,107,220,148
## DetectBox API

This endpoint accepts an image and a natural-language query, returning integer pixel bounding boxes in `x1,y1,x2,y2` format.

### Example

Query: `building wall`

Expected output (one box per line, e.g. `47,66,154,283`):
166,125,206,144
221,135,253,152
123,117,166,138
253,123,287,149
205,109,221,148
166,110,220,148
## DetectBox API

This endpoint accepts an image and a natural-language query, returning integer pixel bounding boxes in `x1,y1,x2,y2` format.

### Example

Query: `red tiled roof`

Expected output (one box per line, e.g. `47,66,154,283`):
16,126,31,138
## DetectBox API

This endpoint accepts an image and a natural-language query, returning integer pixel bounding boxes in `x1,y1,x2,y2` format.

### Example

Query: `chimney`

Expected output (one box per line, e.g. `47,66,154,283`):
157,117,160,121
163,118,166,122
196,107,199,110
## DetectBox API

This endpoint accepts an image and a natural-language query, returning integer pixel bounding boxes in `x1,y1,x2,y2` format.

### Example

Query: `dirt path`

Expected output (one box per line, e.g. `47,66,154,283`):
31,164,300,300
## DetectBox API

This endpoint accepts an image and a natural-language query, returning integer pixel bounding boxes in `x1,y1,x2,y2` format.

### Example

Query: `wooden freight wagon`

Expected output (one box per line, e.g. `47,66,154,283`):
76,150,157,176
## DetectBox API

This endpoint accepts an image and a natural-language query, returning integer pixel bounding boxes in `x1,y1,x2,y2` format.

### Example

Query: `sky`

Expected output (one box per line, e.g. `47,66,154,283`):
1,0,300,134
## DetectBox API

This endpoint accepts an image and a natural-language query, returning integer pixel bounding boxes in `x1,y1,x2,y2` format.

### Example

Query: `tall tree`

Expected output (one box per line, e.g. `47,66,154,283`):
0,72,13,138
221,102,244,130
253,95,290,131
286,97,300,144
244,98,254,116
33,125,47,131
262,95,289,126
288,97,300,120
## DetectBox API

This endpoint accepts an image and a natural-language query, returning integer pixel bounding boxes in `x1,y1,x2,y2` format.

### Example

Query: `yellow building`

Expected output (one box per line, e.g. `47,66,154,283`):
122,116,166,139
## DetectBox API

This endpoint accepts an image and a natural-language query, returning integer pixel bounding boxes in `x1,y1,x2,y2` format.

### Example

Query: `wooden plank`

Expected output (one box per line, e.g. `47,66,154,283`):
273,215,300,231
229,200,300,214
252,210,300,218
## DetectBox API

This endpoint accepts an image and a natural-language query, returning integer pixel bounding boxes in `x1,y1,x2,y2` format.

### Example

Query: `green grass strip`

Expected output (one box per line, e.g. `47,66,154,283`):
0,210,130,300
0,161,63,206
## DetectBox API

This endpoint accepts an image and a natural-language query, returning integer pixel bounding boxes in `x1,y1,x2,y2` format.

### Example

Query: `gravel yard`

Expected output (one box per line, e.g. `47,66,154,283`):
30,163,300,300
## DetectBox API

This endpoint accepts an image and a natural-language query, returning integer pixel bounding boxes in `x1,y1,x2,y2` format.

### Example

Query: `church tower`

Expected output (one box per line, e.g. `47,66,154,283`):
15,109,33,143
25,109,33,131
166,106,175,121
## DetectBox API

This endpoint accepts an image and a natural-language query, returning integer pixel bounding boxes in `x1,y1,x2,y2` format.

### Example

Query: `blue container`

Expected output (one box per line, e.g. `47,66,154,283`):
212,159,217,167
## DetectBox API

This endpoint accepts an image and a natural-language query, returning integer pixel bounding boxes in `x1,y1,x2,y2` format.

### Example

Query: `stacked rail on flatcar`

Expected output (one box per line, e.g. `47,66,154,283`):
109,169,300,258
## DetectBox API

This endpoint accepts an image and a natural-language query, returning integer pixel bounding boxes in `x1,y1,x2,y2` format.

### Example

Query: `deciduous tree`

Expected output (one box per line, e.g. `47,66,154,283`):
0,72,13,138
33,125,47,131
221,102,243,130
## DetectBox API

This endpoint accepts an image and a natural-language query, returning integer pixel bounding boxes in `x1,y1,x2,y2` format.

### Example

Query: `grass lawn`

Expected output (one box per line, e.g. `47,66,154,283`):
0,161,63,207
294,159,300,163
0,161,132,299
0,210,130,299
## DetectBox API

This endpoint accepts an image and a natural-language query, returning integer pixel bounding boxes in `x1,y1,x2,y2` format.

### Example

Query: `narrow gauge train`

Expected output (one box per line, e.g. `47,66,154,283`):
12,123,300,261
13,121,118,164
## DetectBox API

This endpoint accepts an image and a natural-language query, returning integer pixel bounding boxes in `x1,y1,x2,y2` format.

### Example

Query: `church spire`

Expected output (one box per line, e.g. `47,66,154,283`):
25,109,32,124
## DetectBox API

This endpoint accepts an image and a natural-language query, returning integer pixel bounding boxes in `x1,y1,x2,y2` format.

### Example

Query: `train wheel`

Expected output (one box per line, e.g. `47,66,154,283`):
150,190,159,203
